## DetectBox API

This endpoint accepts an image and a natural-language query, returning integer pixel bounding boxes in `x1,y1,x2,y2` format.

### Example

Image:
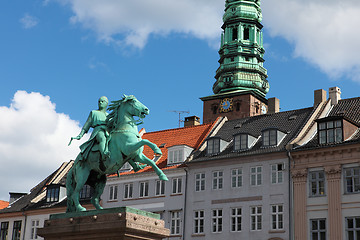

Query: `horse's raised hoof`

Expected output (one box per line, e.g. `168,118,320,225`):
159,173,168,181
76,205,87,212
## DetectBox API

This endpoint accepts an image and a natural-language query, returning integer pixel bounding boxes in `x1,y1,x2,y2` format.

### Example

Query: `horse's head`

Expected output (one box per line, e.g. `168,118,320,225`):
121,95,149,119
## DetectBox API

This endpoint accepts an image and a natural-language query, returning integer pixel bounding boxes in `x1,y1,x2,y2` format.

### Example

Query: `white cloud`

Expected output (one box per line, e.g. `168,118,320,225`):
0,91,84,200
262,0,360,81
19,14,39,29
59,0,224,49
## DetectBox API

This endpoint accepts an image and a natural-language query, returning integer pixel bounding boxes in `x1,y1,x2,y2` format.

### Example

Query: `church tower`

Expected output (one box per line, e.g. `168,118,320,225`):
201,0,270,123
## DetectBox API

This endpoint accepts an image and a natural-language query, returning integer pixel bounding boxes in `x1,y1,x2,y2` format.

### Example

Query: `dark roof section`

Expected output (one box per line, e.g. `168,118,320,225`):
294,97,360,151
191,107,315,162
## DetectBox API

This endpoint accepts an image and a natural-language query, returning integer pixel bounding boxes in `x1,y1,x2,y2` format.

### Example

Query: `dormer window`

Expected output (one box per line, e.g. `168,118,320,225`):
168,145,194,165
46,184,65,203
234,134,257,151
80,185,93,199
207,138,220,155
262,129,286,147
318,119,343,144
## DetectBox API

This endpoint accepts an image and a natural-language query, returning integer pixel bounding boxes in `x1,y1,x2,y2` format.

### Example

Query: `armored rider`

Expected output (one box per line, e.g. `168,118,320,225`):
71,96,110,161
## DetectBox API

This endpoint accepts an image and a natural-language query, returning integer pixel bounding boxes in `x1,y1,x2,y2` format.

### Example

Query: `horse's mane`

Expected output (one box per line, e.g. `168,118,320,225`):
106,95,136,132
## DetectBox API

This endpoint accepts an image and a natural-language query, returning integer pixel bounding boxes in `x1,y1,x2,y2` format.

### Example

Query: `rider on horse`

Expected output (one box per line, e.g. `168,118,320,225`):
71,96,110,162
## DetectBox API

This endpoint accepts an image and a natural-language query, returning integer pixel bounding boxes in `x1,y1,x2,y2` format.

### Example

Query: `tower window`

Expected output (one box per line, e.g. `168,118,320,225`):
212,105,218,114
231,57,235,62
232,28,238,41
244,27,250,40
236,102,241,111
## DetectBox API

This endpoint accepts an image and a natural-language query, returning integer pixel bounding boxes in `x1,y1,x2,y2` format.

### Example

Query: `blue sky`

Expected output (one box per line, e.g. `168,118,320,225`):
1,0,360,200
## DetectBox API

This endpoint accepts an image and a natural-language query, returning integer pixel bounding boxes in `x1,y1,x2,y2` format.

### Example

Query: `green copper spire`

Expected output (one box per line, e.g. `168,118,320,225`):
213,0,269,97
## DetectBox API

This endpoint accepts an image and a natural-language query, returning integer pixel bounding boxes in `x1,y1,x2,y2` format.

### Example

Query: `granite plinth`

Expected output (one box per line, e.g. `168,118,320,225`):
37,207,170,240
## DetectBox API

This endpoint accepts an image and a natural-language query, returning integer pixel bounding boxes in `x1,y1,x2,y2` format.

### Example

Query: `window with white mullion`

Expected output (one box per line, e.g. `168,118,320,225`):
309,171,325,196
109,185,118,201
346,217,360,240
170,211,181,235
155,180,165,196
345,167,360,194
194,210,204,234
124,183,133,199
250,166,262,186
231,208,242,232
231,168,242,188
212,171,223,190
195,173,206,192
310,219,326,240
250,206,262,231
271,163,284,184
139,181,149,198
212,209,223,233
31,220,40,239
271,205,284,230
172,178,182,194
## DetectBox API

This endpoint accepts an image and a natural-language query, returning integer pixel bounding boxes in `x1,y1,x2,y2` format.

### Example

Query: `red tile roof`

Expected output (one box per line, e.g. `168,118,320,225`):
111,119,219,177
0,200,9,209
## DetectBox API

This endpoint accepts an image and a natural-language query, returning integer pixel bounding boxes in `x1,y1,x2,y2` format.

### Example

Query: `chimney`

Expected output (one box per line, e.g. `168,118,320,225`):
268,97,280,114
9,192,27,204
184,116,200,127
314,89,327,106
329,87,341,105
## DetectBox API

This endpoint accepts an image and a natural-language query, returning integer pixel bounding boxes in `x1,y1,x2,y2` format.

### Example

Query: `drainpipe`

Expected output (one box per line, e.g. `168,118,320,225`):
286,148,294,240
183,167,189,240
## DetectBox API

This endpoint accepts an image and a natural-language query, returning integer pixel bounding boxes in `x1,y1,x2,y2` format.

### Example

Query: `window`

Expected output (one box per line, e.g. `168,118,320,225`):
234,134,248,150
232,27,238,41
212,171,223,190
231,208,242,232
194,210,204,234
207,138,220,155
109,185,118,201
195,173,206,192
231,168,243,188
31,220,39,239
212,209,223,233
250,166,262,186
0,222,9,240
250,206,262,231
310,219,326,240
170,211,181,235
155,180,165,196
346,217,360,240
46,186,59,202
271,205,284,230
271,163,284,184
345,167,360,193
124,183,133,199
168,150,184,164
139,181,149,198
263,129,277,146
309,171,325,196
243,27,250,40
172,178,182,194
318,120,342,144
80,184,92,199
11,221,21,240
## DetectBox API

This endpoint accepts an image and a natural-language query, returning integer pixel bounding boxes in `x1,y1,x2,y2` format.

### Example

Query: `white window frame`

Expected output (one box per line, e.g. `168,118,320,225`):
263,129,277,146
109,185,118,201
124,183,133,199
194,210,204,234
230,208,242,232
234,134,248,150
212,209,223,233
139,181,149,198
346,216,360,240
207,138,220,155
271,163,284,184
212,171,223,190
310,219,326,240
231,168,243,188
344,167,360,194
195,173,206,192
172,177,182,194
170,211,181,235
250,206,262,231
309,171,326,197
30,220,40,239
271,204,284,230
250,166,262,186
155,180,165,196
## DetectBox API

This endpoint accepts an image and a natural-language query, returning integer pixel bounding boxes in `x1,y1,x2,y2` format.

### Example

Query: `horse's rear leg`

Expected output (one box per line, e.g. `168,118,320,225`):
73,164,91,212
91,174,106,210
135,154,168,181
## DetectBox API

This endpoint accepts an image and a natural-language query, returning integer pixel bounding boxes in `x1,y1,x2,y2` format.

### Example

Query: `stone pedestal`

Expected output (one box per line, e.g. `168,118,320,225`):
37,207,170,240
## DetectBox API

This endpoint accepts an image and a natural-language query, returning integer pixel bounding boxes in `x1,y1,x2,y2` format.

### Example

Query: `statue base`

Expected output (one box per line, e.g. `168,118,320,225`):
37,207,170,240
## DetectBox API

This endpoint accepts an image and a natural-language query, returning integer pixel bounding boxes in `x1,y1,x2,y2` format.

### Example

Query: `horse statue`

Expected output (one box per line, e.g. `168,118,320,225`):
66,95,168,212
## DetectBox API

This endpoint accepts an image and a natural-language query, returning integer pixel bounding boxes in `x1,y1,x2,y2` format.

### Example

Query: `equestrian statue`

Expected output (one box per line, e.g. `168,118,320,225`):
66,95,168,212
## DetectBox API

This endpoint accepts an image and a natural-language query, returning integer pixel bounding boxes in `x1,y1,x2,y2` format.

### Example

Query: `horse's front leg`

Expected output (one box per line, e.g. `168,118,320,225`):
134,154,168,181
123,139,162,157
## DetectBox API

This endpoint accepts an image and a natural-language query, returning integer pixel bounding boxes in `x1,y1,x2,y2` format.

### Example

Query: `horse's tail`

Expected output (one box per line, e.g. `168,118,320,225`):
66,159,78,212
